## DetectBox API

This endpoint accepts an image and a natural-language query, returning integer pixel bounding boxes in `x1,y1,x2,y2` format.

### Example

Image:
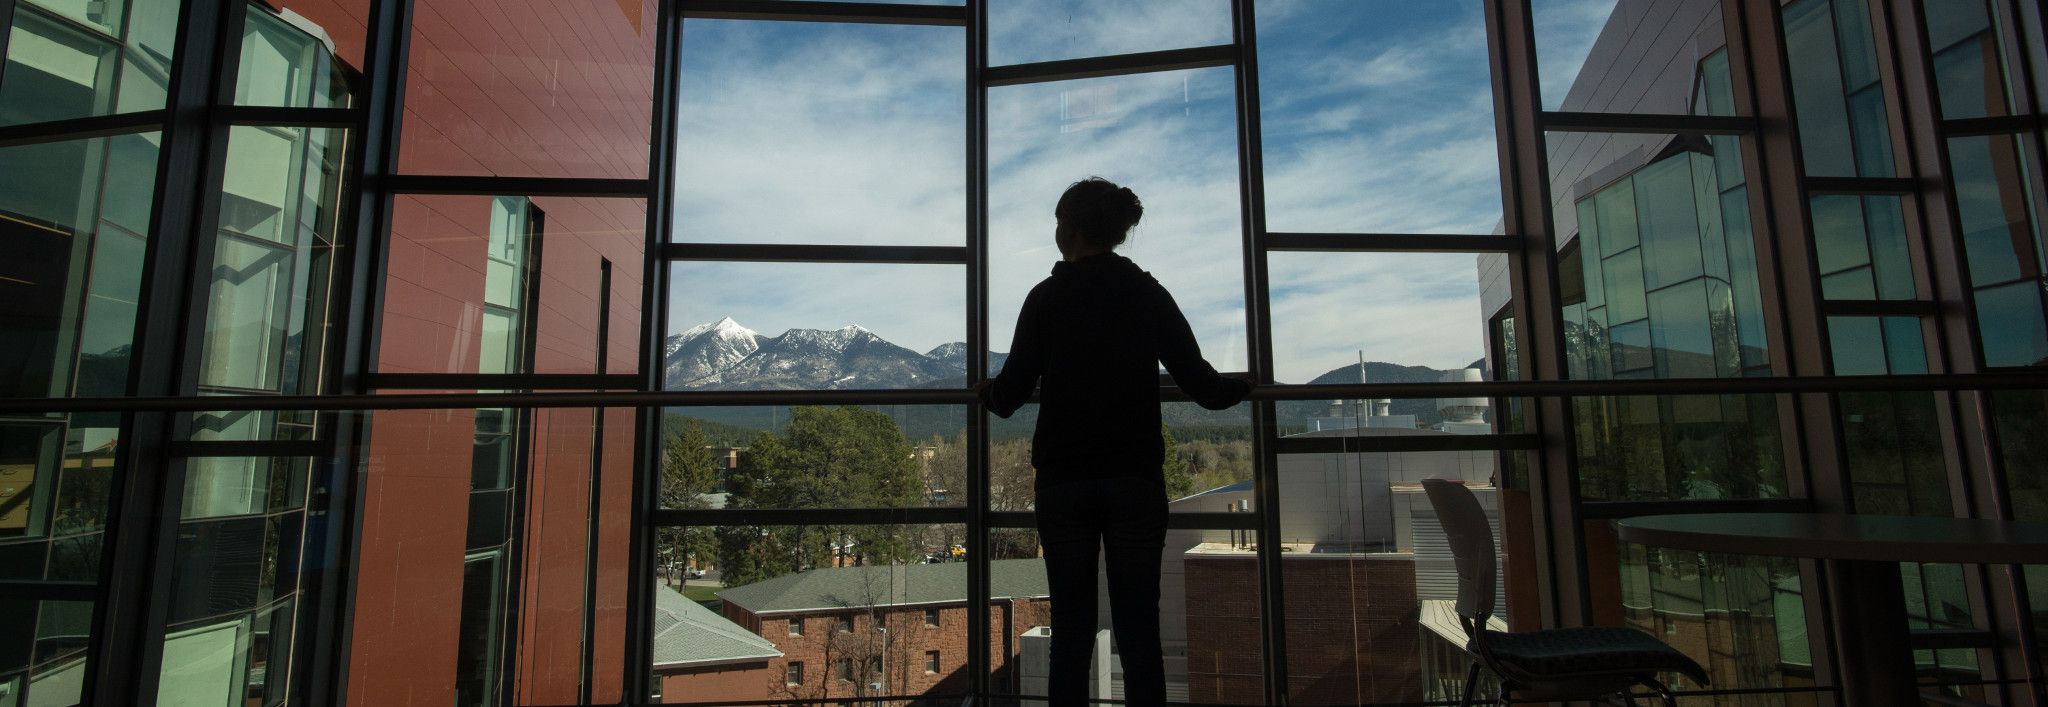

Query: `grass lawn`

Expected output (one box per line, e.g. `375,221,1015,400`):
683,584,721,604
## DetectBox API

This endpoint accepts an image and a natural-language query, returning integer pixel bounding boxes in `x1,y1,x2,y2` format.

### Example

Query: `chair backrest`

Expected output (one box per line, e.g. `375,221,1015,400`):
1421,478,1495,626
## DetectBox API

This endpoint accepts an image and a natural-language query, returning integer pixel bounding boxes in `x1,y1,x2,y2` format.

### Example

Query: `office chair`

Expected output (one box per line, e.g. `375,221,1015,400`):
1421,478,1709,706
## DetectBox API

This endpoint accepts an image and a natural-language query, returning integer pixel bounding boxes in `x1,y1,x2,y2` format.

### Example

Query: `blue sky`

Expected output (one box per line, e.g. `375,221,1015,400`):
666,1,1615,382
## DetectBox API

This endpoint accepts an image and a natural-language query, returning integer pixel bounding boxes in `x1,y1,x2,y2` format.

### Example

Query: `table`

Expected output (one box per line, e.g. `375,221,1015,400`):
1614,513,2048,706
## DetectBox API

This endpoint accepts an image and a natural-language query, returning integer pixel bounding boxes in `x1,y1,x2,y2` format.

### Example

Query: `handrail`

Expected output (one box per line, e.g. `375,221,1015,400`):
0,371,2040,413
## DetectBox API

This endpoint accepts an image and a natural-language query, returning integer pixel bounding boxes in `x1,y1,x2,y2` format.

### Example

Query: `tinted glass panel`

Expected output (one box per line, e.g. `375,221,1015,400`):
1604,542,1810,692
379,195,645,376
234,4,356,108
397,0,655,177
1784,0,1895,178
0,599,93,707
1574,394,1787,501
0,0,179,125
0,132,159,398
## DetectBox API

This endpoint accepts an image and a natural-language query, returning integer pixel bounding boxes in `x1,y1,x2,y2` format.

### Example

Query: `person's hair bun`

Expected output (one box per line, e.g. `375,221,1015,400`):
1057,177,1143,248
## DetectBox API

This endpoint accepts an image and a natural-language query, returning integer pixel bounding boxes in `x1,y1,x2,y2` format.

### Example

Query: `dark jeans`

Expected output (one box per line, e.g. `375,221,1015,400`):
1036,475,1168,707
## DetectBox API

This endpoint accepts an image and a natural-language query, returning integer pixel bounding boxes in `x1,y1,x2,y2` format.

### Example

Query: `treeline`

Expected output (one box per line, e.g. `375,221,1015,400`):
660,406,1255,590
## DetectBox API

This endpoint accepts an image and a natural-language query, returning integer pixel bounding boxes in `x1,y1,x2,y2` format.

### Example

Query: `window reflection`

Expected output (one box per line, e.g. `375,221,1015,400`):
1784,0,1894,178
0,0,179,126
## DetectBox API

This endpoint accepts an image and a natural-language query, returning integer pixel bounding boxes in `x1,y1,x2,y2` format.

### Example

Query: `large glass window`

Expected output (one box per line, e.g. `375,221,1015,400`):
671,20,963,246
988,67,1247,370
0,0,180,125
0,131,160,399
395,0,656,178
1784,0,1895,178
1253,1,1501,235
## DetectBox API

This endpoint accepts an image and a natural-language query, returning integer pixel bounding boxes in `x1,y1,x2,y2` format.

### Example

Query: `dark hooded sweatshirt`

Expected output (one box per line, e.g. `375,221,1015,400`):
981,253,1251,488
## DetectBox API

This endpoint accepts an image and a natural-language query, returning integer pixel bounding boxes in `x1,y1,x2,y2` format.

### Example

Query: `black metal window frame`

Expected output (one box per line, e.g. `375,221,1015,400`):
0,0,2043,705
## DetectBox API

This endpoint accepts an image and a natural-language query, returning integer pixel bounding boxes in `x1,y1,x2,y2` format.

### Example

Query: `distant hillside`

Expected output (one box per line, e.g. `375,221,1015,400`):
666,358,1486,443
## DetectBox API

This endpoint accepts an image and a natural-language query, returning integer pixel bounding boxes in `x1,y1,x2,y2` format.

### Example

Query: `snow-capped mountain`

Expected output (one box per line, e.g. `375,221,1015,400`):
663,316,763,388
924,342,1009,376
664,319,997,390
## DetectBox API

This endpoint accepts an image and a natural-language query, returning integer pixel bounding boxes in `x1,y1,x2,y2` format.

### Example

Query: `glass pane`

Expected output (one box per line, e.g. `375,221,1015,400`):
1923,0,2016,120
990,402,1251,512
1991,392,2048,645
975,526,1262,706
397,0,655,178
0,132,161,398
1812,195,1873,287
987,0,1230,67
664,262,963,390
1551,132,1772,380
1784,0,1896,178
379,195,646,376
199,125,347,395
1601,540,1811,692
0,599,92,707
1841,392,1949,516
659,405,966,510
0,417,116,584
350,407,631,705
1574,395,1787,501
647,524,971,704
1947,135,2042,287
672,20,963,246
1279,462,1503,704
989,68,1247,372
1268,252,1485,385
1944,132,2047,368
1534,0,1733,114
1829,316,1928,375
1995,390,2048,522
1254,1,1501,235
233,3,359,108
1974,280,2048,368
0,0,179,125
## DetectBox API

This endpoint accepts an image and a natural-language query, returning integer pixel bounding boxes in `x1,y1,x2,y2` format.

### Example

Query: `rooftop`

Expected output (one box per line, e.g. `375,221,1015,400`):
652,583,782,671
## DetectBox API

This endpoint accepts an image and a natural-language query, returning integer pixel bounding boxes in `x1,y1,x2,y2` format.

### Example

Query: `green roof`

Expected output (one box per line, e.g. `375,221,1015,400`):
718,559,1048,614
652,583,782,669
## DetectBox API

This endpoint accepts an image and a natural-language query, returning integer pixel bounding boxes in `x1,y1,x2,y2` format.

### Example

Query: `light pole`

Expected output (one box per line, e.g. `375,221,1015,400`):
870,625,889,707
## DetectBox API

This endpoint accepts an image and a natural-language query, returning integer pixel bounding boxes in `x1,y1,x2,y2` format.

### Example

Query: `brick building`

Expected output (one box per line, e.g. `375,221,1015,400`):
713,559,1051,703
650,584,782,704
1183,546,1424,705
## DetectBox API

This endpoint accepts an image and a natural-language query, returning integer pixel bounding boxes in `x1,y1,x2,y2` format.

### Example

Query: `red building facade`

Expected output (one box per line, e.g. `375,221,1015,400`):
259,0,654,704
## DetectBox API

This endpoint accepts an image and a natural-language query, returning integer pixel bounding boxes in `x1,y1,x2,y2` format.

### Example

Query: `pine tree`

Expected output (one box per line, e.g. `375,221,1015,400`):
658,419,718,582
1162,423,1193,500
718,406,925,586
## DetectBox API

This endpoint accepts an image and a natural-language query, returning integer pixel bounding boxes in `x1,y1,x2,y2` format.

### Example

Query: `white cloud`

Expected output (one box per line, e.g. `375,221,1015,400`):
666,5,1508,377
986,0,1234,66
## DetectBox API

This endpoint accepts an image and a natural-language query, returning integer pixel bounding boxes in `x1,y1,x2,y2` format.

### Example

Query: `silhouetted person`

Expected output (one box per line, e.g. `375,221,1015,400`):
980,177,1252,707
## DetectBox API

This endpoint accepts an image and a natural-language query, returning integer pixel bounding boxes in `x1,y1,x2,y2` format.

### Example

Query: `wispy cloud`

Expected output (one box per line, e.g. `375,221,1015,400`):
667,5,1513,379
987,0,1233,66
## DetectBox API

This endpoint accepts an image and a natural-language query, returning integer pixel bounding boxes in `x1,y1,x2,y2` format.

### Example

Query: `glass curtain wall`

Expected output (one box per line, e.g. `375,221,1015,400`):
4,0,2048,705
0,0,172,691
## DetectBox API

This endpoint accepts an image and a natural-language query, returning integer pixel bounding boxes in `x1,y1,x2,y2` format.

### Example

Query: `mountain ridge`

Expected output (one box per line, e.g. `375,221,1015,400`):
663,318,1485,439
